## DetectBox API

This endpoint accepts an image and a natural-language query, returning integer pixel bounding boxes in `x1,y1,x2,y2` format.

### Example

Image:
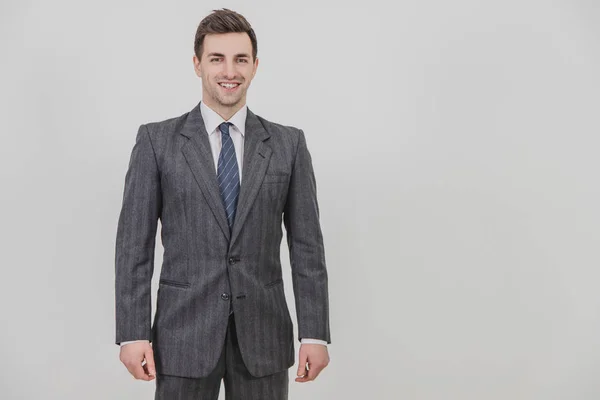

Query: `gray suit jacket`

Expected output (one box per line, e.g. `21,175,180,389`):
115,101,331,378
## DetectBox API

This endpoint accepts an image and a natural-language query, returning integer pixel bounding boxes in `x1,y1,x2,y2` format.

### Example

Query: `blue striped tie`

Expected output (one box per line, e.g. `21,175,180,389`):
217,122,240,232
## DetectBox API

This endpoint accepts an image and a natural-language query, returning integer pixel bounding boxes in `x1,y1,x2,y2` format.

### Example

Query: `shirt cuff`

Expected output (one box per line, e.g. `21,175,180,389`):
120,339,149,347
300,338,328,345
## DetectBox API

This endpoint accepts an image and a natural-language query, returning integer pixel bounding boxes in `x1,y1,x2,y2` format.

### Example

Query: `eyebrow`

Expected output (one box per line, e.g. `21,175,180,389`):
206,52,251,58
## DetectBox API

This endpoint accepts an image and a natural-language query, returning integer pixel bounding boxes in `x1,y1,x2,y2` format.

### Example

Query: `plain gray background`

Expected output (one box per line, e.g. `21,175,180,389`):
1,0,599,399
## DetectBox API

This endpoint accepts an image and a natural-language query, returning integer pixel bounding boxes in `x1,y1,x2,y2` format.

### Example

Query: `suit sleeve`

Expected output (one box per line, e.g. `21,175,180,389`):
283,129,331,344
114,124,162,345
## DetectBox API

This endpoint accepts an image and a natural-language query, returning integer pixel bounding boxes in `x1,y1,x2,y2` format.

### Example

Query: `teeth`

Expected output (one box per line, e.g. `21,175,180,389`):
220,83,239,88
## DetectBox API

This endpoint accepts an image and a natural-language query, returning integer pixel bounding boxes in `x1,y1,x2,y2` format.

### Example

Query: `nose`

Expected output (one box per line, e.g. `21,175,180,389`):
222,59,237,79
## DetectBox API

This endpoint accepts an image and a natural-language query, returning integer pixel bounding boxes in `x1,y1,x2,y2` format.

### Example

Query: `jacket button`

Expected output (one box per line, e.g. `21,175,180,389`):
228,257,236,264
221,293,230,300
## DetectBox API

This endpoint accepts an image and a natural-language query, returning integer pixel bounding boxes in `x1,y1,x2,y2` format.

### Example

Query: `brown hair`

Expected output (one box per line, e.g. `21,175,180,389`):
194,8,258,61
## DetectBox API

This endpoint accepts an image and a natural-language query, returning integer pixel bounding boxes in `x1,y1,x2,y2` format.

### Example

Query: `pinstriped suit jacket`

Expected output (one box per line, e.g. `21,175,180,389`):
115,101,331,378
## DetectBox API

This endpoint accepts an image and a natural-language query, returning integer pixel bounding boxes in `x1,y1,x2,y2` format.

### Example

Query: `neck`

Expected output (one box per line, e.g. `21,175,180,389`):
202,96,246,121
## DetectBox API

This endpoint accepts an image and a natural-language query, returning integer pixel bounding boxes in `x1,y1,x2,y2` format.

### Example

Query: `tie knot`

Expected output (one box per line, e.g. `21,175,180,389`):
219,122,232,136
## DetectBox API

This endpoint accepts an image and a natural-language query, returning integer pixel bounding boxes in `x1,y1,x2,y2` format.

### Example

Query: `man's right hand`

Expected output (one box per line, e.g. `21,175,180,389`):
119,341,156,381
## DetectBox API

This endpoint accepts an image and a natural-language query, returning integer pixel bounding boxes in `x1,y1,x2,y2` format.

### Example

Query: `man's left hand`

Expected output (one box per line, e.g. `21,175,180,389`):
295,343,330,383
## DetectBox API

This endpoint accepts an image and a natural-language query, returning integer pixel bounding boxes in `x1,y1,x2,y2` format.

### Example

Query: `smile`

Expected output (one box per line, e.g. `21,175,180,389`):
219,83,240,90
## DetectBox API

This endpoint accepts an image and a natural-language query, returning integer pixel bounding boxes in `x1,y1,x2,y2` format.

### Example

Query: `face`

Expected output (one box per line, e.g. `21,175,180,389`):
193,32,259,112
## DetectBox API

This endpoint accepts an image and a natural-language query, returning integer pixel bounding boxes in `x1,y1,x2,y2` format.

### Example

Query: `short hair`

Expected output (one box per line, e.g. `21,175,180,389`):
194,8,258,61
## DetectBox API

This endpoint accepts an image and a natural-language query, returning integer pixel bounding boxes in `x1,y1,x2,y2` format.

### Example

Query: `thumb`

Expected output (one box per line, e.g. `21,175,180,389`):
145,347,156,376
296,352,307,377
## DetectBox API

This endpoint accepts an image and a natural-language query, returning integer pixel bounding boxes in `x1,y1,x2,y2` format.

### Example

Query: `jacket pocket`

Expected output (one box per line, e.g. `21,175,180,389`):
264,278,283,288
159,278,191,289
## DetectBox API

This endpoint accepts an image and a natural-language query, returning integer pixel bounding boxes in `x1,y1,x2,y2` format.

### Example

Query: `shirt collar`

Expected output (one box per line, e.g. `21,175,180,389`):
200,101,247,137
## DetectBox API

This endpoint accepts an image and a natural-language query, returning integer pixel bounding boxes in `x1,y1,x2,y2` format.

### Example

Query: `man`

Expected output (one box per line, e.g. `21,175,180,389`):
115,8,331,399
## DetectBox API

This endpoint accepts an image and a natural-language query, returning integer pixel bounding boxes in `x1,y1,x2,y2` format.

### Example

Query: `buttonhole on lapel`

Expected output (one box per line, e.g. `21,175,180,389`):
236,294,246,299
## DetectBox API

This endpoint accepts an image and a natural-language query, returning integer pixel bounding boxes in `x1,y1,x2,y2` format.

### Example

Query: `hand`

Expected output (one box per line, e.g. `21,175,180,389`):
119,341,156,381
295,343,330,383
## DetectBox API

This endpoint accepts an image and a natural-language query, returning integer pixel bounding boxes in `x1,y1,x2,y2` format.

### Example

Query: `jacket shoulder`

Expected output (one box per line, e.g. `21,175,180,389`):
255,113,302,135
253,113,303,150
143,111,189,135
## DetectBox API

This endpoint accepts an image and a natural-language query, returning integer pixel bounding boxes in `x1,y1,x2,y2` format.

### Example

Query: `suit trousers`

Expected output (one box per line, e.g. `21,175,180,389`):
154,312,289,400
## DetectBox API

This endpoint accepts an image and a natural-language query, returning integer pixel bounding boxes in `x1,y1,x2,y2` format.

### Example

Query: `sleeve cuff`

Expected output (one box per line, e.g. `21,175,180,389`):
300,338,328,346
119,339,150,347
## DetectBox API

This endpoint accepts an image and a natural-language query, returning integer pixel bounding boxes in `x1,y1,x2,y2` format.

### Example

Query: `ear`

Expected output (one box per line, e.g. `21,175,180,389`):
251,57,259,79
193,55,202,78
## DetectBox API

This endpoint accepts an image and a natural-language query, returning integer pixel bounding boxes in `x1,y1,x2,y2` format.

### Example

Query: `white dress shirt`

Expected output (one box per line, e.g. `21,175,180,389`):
120,101,327,347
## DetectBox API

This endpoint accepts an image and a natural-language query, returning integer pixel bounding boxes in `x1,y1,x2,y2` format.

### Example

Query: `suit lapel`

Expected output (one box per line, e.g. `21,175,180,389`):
180,102,272,245
230,108,272,247
180,102,231,241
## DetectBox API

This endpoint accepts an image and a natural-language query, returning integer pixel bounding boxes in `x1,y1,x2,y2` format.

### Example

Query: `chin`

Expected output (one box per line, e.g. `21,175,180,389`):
219,96,242,106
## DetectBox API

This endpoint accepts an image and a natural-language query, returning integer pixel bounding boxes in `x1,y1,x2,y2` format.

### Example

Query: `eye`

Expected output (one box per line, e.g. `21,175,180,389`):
210,58,221,62
237,59,248,63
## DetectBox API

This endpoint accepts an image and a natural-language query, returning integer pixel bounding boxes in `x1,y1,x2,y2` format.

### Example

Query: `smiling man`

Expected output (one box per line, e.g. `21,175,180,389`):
115,8,331,400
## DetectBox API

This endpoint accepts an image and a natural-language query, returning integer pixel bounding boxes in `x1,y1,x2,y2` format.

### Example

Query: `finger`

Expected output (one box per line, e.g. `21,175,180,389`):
144,348,156,377
142,363,156,381
307,363,321,381
295,363,310,383
296,353,307,377
131,361,152,381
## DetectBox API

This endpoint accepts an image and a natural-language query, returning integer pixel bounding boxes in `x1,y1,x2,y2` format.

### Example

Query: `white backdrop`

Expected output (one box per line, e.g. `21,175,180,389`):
1,0,599,399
